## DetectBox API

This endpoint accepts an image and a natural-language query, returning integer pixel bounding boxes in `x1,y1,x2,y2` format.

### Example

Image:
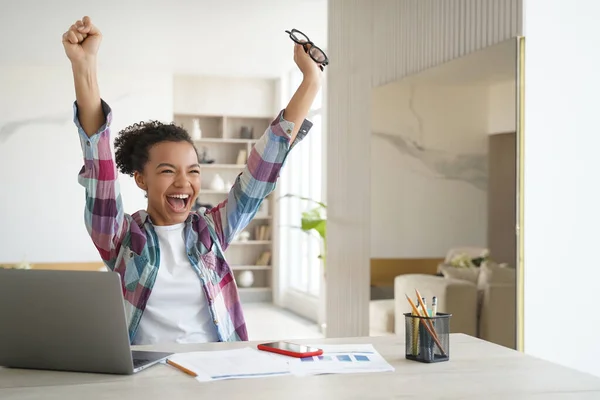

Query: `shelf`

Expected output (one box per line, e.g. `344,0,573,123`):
230,265,272,270
174,113,272,120
194,138,258,144
237,286,272,302
230,240,271,245
200,190,229,194
174,112,225,118
173,82,276,304
174,114,223,139
199,164,245,169
238,287,271,293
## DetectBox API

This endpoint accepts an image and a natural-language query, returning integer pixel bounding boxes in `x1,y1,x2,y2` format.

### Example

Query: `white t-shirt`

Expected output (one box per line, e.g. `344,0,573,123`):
133,222,219,345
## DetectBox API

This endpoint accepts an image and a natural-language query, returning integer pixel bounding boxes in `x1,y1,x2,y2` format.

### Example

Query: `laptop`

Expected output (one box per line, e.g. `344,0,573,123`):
0,268,172,374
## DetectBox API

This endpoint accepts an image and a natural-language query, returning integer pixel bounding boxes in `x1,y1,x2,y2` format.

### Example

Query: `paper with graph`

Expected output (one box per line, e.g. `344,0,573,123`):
288,344,395,376
167,344,394,382
167,347,291,382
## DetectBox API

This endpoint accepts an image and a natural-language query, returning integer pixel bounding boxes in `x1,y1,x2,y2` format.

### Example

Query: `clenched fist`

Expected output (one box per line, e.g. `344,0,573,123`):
62,16,102,66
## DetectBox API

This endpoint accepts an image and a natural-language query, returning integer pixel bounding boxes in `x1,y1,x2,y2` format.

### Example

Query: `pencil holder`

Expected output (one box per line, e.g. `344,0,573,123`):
404,312,451,363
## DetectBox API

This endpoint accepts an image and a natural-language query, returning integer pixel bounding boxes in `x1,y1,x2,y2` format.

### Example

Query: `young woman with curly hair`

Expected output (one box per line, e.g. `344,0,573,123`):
62,16,321,345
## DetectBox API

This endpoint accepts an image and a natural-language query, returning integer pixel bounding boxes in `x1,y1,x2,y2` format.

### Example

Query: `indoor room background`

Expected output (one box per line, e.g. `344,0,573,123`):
3,0,600,381
0,0,328,340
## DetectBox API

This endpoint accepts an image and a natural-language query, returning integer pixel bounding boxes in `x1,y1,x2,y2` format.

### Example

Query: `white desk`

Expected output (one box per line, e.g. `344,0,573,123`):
2,334,600,399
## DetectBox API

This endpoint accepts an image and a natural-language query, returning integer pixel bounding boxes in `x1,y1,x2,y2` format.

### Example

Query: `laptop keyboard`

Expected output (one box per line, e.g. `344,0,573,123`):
133,358,153,368
131,350,172,370
133,358,151,368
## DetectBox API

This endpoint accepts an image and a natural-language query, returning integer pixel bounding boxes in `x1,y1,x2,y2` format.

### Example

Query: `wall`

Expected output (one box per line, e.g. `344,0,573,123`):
0,66,172,263
173,75,277,117
523,0,600,377
487,131,517,266
0,67,281,264
327,0,522,337
0,0,327,79
488,80,517,133
370,81,489,258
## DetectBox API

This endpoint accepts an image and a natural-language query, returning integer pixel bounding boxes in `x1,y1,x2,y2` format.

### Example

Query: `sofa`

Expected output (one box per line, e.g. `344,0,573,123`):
370,260,516,349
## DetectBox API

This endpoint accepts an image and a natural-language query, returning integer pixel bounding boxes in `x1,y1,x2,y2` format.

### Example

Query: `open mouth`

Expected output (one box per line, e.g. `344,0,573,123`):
166,194,191,213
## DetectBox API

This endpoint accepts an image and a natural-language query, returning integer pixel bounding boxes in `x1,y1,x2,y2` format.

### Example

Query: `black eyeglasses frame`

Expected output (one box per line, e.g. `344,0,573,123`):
285,29,329,71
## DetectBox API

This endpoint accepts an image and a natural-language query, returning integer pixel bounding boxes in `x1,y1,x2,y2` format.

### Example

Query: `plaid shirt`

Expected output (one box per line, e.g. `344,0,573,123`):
75,100,311,343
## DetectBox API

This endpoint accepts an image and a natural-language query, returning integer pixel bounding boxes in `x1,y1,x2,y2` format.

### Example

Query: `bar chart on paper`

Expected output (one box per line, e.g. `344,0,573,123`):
301,353,372,363
289,344,395,376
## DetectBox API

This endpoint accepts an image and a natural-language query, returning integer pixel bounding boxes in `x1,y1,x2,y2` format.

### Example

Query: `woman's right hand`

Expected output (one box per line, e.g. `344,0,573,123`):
64,16,104,137
62,16,102,66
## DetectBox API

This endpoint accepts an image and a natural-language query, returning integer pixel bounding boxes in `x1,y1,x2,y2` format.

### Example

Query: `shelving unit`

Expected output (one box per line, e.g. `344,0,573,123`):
173,113,275,303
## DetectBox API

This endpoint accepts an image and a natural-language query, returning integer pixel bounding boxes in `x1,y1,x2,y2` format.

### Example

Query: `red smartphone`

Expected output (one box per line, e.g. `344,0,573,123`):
257,341,323,358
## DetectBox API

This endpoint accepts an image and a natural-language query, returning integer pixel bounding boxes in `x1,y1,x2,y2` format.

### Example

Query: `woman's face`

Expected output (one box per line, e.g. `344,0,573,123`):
134,141,201,226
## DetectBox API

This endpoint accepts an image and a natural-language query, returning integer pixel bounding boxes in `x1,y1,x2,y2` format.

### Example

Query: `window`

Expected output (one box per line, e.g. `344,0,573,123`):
278,68,325,320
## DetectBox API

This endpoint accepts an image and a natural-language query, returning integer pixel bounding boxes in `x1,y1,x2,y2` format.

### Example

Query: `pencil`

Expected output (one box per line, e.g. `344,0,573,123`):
166,359,197,377
414,289,445,347
415,290,435,328
405,294,447,357
411,300,420,355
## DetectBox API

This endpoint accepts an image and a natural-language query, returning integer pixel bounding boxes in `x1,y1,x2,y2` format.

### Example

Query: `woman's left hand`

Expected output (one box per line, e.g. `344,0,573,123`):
293,44,322,81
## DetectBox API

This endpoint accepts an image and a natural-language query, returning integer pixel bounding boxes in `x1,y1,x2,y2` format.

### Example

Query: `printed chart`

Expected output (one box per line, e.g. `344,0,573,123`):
290,345,394,376
301,353,374,363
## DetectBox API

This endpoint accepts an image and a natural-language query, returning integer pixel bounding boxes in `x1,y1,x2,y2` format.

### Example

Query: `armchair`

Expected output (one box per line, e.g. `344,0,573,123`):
370,249,516,349
393,274,478,338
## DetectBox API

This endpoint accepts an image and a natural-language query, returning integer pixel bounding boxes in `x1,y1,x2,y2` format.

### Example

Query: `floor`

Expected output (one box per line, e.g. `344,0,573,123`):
243,303,323,341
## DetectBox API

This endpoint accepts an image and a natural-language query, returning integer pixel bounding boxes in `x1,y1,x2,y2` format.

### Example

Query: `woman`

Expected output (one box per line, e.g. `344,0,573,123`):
62,16,321,345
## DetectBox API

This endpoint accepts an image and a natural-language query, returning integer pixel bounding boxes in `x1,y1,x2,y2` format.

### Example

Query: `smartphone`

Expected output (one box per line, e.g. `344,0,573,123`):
257,341,323,358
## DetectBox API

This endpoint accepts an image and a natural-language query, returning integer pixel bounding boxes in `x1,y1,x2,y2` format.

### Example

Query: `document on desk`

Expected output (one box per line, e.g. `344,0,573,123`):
167,347,291,382
167,344,394,382
288,344,395,377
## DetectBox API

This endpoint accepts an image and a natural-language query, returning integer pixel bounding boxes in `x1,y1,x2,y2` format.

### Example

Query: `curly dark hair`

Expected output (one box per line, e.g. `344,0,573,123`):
114,121,198,176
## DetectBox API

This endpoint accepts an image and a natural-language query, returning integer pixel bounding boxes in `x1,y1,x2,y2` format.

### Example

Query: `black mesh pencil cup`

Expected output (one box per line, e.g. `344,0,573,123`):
404,312,451,363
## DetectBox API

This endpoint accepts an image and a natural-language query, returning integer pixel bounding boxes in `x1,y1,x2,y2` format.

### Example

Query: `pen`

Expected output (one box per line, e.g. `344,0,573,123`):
431,296,437,317
421,297,428,317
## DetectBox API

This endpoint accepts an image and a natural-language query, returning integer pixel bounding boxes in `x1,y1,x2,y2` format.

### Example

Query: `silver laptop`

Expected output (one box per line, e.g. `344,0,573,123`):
0,269,172,374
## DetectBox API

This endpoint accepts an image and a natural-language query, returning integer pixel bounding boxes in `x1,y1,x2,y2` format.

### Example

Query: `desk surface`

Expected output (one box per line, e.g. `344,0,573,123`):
2,334,600,399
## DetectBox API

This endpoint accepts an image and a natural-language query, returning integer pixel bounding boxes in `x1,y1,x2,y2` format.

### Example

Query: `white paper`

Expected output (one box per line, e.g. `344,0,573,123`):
167,344,394,382
287,344,395,377
167,347,291,382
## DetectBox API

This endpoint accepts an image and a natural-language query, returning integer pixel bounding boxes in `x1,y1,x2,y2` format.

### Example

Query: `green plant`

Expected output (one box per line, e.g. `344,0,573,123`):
448,249,490,268
0,261,32,270
278,193,327,264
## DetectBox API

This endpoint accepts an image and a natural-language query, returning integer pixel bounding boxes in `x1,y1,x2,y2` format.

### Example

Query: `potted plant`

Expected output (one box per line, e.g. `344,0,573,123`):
448,249,490,269
278,193,327,334
279,193,327,269
0,261,32,270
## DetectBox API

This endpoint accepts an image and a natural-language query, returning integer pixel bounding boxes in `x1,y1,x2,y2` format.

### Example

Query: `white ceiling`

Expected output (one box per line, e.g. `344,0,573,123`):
0,0,328,78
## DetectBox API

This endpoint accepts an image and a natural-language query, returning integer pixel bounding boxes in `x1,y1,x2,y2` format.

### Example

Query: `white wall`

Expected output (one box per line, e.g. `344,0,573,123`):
0,68,281,265
173,75,277,117
0,0,327,78
0,66,172,263
523,0,600,378
371,82,489,258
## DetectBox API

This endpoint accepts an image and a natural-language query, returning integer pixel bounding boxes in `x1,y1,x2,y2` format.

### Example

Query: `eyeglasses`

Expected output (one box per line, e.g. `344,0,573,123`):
285,29,329,71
